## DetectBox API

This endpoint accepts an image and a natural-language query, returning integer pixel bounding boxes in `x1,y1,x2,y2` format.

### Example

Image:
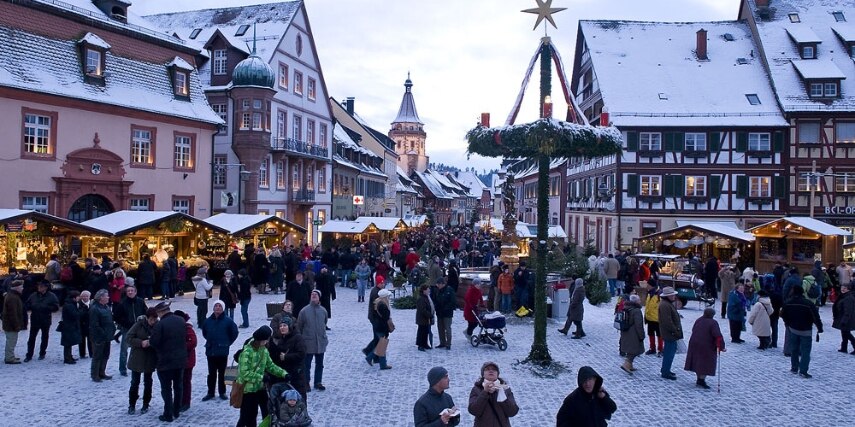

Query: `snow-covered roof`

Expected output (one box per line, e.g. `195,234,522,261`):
747,0,855,111
392,76,423,124
396,167,420,194
0,209,107,235
514,158,566,180
579,20,787,127
333,124,378,158
775,217,849,236
202,213,306,235
167,56,195,71
354,217,407,231
453,171,488,198
786,26,823,44
333,155,385,179
81,211,228,236
477,219,567,239
144,2,301,64
832,24,855,43
79,32,111,49
403,215,427,227
0,27,222,125
664,221,755,242
433,172,465,194
414,170,453,200
319,220,370,234
791,59,846,80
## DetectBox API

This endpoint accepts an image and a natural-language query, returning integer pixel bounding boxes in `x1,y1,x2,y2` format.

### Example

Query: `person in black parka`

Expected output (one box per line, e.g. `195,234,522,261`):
556,366,617,427
59,290,82,364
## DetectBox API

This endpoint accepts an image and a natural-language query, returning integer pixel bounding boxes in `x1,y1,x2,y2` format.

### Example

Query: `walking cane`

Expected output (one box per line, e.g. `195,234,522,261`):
717,348,721,394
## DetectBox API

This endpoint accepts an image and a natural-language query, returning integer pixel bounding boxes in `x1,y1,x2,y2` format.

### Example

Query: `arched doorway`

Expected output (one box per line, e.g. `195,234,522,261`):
68,194,113,223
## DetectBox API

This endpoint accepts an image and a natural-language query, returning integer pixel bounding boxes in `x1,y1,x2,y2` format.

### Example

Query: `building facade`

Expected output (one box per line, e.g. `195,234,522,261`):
390,75,429,176
0,0,220,220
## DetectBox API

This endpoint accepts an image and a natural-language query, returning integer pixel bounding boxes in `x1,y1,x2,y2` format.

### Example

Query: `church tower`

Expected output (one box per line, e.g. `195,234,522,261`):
389,74,428,175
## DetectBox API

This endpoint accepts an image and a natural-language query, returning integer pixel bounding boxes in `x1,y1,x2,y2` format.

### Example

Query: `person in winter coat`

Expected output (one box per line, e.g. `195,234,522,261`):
90,289,115,382
113,285,147,376
619,295,645,374
25,280,59,362
433,279,456,350
218,270,238,320
559,278,587,338
192,266,214,329
513,262,532,310
268,316,308,401
150,302,188,422
415,284,436,351
86,264,109,296
464,281,486,337
684,308,725,389
832,283,855,354
268,248,285,295
59,290,82,364
748,290,774,350
296,290,328,391
658,287,683,380
781,285,824,378
286,272,311,320
136,254,157,300
201,300,238,401
446,261,460,293
468,361,518,427
78,290,92,359
726,284,749,343
556,366,617,427
365,289,394,370
2,280,25,363
315,265,336,320
237,269,252,328
644,282,663,355
354,258,372,303
718,266,739,319
172,310,198,412
109,268,126,305
127,307,159,415
236,325,287,427
497,265,514,313
414,366,460,427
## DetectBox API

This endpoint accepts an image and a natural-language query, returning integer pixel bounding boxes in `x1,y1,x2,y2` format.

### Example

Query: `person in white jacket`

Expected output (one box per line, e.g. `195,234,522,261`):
192,266,214,328
748,290,774,350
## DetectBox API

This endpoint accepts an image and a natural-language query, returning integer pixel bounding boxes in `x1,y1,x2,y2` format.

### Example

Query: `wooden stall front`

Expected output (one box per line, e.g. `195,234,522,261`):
748,217,850,274
203,213,307,277
635,222,754,268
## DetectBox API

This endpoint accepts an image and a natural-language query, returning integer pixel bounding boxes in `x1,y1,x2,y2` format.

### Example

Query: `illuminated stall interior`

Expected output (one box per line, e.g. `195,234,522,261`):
748,217,850,274
635,222,754,266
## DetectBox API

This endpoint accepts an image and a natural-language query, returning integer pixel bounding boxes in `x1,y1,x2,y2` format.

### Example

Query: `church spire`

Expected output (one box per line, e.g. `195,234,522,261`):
393,74,423,124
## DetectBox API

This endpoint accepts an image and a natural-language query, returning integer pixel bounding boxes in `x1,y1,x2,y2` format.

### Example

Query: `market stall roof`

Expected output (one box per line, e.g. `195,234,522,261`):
402,214,426,227
353,216,407,231
319,220,371,234
643,221,755,242
202,213,306,235
477,219,567,239
0,209,108,235
81,210,229,236
748,217,851,237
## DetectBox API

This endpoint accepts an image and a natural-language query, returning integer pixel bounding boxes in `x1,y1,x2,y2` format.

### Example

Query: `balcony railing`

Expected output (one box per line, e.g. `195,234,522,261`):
272,137,327,159
292,188,315,203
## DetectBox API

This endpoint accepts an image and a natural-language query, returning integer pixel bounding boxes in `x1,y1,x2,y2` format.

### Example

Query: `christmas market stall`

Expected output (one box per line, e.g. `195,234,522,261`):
353,216,408,242
476,218,566,258
80,210,229,278
0,209,108,275
203,213,306,258
319,217,407,248
635,221,754,266
748,217,850,274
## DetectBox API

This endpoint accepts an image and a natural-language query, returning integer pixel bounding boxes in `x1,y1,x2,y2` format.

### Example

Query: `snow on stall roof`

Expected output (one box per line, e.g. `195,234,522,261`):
81,211,180,235
0,27,222,125
0,209,107,234
319,220,370,234
791,59,846,79
749,217,851,237
785,26,823,44
79,32,111,49
672,221,755,242
354,217,406,231
580,20,787,127
203,213,306,235
748,0,855,111
832,24,855,43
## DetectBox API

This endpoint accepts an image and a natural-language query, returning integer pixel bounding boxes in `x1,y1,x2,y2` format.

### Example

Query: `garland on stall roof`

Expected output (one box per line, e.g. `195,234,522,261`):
466,118,623,159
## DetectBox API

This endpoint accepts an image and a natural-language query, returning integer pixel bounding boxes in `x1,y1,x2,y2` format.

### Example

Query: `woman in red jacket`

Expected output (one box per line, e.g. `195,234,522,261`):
464,281,487,337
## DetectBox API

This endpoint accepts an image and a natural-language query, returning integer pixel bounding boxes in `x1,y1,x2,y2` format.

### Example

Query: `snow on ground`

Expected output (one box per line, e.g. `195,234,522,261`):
1,286,851,426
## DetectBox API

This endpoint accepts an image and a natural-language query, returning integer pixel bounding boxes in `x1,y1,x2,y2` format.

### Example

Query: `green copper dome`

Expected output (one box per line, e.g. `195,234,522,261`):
232,54,275,88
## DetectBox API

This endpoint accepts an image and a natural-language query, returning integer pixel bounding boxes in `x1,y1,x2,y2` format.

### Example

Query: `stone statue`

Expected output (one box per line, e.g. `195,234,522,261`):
502,175,516,220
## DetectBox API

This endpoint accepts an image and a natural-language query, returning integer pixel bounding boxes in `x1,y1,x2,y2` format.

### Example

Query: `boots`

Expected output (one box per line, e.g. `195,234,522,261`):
557,328,569,335
696,378,711,389
128,405,135,415
620,359,634,375
646,336,656,355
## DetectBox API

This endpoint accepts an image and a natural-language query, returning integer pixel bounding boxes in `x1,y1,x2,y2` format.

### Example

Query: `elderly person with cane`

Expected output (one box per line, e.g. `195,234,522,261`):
684,307,725,389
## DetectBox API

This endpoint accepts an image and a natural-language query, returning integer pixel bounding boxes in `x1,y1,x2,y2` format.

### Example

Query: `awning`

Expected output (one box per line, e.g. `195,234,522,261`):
81,211,229,236
202,213,306,235
640,223,754,243
354,216,407,231
0,208,108,235
748,217,851,237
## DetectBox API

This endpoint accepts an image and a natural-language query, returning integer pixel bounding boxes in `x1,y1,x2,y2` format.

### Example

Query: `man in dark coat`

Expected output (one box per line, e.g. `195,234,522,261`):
703,256,719,298
85,264,108,296
251,248,271,294
136,254,157,300
2,280,26,363
338,249,356,288
25,281,59,362
59,291,82,364
286,272,311,319
283,246,299,284
513,262,532,310
433,279,456,350
832,283,855,353
201,300,239,400
658,287,683,380
414,366,460,427
781,285,823,378
167,252,179,298
559,278,586,338
113,285,148,376
556,366,617,427
226,247,243,273
90,289,115,381
150,301,188,422
315,265,336,320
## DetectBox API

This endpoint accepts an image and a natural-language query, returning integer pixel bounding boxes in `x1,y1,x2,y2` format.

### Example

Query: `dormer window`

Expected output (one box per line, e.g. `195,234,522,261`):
802,45,815,59
167,56,194,99
809,82,839,98
174,71,189,96
77,33,110,84
786,27,821,59
86,49,102,76
833,11,846,22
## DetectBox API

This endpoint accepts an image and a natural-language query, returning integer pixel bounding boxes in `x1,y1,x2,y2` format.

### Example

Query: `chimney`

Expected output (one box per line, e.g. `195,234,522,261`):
696,29,708,60
345,97,355,115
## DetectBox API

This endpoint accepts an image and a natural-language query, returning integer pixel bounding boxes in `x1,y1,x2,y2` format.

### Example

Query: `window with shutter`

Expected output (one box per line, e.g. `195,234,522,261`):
736,175,748,198
773,176,786,199
627,174,639,197
736,132,748,152
773,131,785,152
710,175,721,198
663,175,675,197
626,132,638,151
709,132,721,152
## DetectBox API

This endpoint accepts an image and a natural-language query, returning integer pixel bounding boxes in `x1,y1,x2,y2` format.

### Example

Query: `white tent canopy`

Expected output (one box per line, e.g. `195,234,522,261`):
202,213,306,235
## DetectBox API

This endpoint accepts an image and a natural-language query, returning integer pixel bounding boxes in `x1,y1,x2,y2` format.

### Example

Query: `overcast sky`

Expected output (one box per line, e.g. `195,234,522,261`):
135,0,738,173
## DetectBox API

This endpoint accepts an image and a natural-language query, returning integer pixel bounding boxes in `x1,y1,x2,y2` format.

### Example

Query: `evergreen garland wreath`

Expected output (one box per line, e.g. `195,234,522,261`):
465,118,623,159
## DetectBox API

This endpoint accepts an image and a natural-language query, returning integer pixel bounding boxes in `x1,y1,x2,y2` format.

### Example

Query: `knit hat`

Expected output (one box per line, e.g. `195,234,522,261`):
253,325,273,341
174,310,190,321
375,275,385,284
278,315,293,327
378,289,392,298
481,361,499,376
197,266,208,275
311,289,322,298
427,366,448,387
212,299,226,310
281,389,301,401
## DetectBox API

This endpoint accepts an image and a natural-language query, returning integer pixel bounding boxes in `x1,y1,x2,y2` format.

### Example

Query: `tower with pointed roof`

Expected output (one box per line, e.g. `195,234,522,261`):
389,74,428,175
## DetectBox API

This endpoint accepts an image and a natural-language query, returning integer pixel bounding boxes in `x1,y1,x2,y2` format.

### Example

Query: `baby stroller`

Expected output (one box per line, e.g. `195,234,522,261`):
469,310,508,351
268,382,312,427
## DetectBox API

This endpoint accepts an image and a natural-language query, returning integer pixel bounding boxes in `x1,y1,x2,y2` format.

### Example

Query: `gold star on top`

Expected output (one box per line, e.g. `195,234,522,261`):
522,0,567,31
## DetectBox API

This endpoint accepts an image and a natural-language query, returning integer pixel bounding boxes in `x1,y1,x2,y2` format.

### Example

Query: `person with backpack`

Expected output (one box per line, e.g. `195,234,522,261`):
803,273,821,306
644,282,663,356
558,278,586,339
619,295,645,374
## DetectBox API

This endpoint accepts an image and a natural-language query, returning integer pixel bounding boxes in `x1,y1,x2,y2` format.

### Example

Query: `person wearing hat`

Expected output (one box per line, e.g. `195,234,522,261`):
558,278,587,339
236,325,287,427
513,262,532,311
832,282,855,353
781,285,823,378
406,248,420,274
556,366,616,426
410,262,428,296
268,314,308,400
90,289,115,381
434,278,456,350
59,290,82,365
2,280,26,364
202,300,239,402
150,301,188,422
365,288,394,370
315,264,336,321
468,362,518,426
126,307,159,414
24,280,60,362
86,263,108,297
414,366,460,427
218,270,239,321
684,308,726,389
658,286,683,380
363,277,388,358
749,290,774,350
619,294,645,374
295,289,329,391
192,266,214,329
